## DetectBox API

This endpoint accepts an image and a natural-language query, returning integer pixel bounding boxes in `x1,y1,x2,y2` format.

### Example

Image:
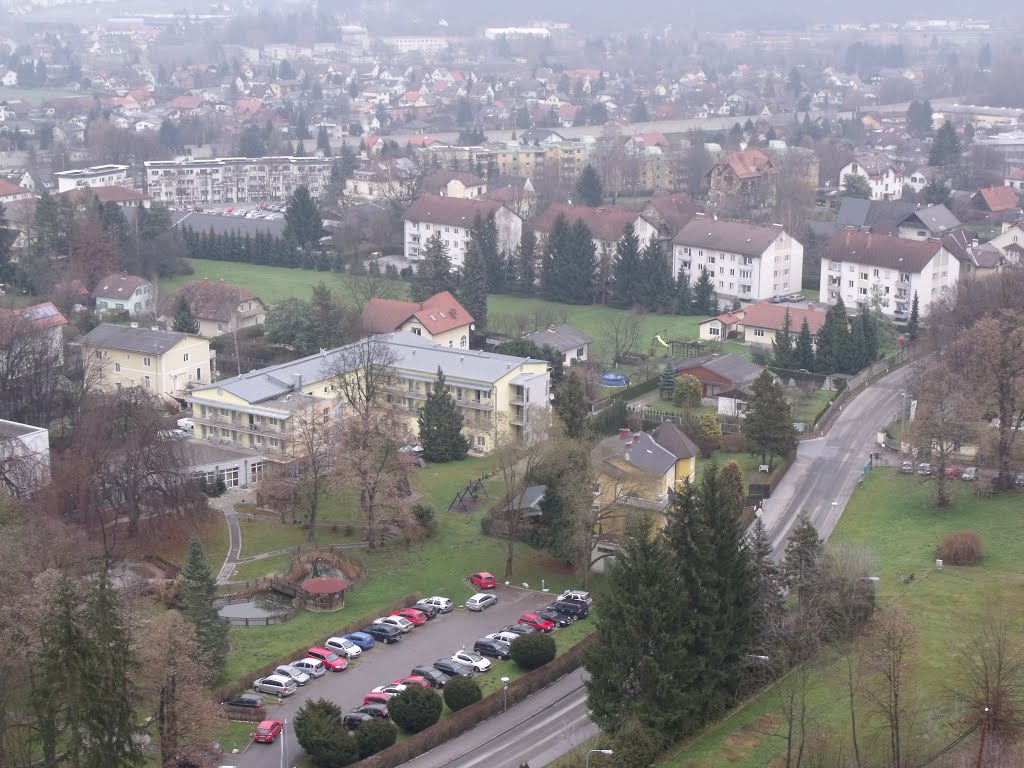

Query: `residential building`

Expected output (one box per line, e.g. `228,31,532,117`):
403,195,522,267
641,193,700,240
144,156,332,205
820,229,960,319
159,279,266,338
54,164,131,192
58,186,152,209
970,186,1022,218
699,301,827,346
81,324,212,399
942,230,1006,278
533,204,659,269
360,291,474,348
0,418,50,496
93,273,154,317
1005,168,1024,193
674,353,764,397
839,153,905,200
0,302,67,366
0,179,33,203
522,324,591,365
344,158,420,200
672,215,804,302
987,223,1024,266
422,170,487,199
187,332,551,461
706,148,777,213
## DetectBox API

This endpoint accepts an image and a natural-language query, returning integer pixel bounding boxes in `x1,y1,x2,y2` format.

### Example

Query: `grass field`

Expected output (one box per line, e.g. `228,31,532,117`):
662,470,1024,767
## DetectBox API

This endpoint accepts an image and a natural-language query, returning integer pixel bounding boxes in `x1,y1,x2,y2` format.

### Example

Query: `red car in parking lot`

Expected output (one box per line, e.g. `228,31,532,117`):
306,647,348,672
391,608,429,625
470,571,497,589
252,720,283,744
519,613,556,632
393,675,432,689
363,691,393,707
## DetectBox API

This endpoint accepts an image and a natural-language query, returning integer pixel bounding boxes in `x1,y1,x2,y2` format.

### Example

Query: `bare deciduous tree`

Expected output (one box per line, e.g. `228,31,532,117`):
288,397,337,541
600,309,643,366
953,611,1024,744
862,606,919,768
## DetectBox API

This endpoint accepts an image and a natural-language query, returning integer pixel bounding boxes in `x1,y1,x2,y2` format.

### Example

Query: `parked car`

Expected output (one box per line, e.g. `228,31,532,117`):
452,650,492,672
917,463,933,476
769,294,786,304
222,693,264,710
391,608,429,625
363,624,402,644
374,615,415,633
342,711,373,730
537,608,573,627
470,572,497,590
432,658,475,678
274,665,311,686
324,636,363,659
417,596,454,614
306,647,347,672
410,666,450,688
900,461,915,474
485,631,520,645
1016,472,1024,487
290,658,326,678
962,467,978,482
252,720,283,744
500,623,536,635
253,675,297,698
344,631,376,650
558,590,593,605
465,593,498,611
473,638,511,660
945,466,962,479
362,692,393,707
411,601,440,618
371,684,406,696
353,703,389,719
393,675,432,689
548,600,589,619
519,613,556,632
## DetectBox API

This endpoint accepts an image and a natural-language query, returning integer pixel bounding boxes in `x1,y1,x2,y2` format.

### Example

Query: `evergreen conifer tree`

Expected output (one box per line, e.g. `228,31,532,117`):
283,185,323,249
781,514,822,599
673,374,702,409
608,223,642,308
861,307,879,363
411,232,456,302
541,215,595,304
180,536,228,676
555,370,588,439
718,461,746,520
744,370,796,468
638,235,674,311
171,297,199,334
929,120,962,167
418,368,470,463
693,267,718,314
470,213,504,293
675,272,693,315
458,241,489,332
794,318,815,370
771,309,795,368
815,297,851,373
906,291,920,341
746,517,784,627
659,363,677,399
845,312,868,373
517,226,537,294
575,164,604,207
569,219,597,304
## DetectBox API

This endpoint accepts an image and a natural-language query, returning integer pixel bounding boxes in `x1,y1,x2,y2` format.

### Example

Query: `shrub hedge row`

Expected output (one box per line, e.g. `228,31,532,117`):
349,633,597,768
211,592,421,704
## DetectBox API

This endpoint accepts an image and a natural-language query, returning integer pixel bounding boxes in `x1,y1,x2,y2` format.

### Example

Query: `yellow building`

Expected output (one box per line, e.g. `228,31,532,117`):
186,332,551,461
81,323,212,399
589,423,697,572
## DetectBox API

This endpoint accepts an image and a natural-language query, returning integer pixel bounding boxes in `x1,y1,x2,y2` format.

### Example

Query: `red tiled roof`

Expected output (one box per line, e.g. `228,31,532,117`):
533,203,648,244
973,186,1020,213
1008,169,1024,181
0,301,68,335
361,291,473,336
738,302,828,337
634,132,669,148
403,194,505,227
721,148,774,180
168,94,204,110
0,179,32,198
823,229,943,272
162,279,262,322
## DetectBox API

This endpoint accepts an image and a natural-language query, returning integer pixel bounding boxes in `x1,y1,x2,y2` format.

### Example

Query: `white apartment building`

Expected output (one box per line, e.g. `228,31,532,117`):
144,156,332,205
671,215,804,302
839,154,905,201
54,164,131,193
820,229,959,320
403,195,522,268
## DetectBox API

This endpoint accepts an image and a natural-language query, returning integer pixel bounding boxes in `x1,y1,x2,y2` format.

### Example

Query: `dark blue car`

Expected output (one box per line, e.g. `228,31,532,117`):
344,631,376,650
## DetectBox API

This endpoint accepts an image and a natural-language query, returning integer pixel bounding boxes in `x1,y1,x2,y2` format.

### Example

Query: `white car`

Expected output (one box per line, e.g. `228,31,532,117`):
558,590,593,605
418,595,454,614
451,650,491,672
324,636,363,659
374,616,415,633
274,664,311,686
485,631,519,645
465,593,497,612
253,674,297,697
290,658,326,678
370,684,407,697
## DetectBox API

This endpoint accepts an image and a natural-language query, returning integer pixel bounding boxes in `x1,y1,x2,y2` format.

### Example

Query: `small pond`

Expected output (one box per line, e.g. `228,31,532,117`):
216,591,293,620
309,559,347,579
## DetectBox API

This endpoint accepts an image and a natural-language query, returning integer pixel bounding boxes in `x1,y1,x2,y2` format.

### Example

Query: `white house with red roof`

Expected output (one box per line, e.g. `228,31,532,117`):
360,291,474,349
0,179,33,203
402,195,522,267
699,301,827,346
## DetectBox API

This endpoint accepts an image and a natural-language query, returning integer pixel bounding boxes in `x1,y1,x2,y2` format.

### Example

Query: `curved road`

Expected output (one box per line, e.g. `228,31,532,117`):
393,364,915,768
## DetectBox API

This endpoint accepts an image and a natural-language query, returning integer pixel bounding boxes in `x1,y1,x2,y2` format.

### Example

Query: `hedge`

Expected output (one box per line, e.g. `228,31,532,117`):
349,634,597,768
211,592,421,704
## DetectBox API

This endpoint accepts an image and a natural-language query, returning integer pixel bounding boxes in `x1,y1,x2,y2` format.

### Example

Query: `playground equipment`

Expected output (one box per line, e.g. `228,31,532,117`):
448,477,489,513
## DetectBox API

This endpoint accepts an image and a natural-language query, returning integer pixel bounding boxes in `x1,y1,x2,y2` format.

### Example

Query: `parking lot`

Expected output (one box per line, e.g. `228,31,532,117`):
222,586,565,768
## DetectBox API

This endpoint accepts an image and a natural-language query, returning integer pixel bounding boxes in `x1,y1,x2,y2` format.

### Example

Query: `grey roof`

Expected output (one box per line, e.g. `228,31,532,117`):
672,216,785,256
81,323,190,355
507,484,546,514
592,431,676,479
900,204,960,236
836,198,917,235
0,418,44,438
678,353,763,387
191,332,546,405
522,324,592,354
652,421,698,460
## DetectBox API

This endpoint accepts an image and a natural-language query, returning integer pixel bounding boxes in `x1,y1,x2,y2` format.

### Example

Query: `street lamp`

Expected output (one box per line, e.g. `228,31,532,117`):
586,749,614,768
280,718,287,768
501,676,510,712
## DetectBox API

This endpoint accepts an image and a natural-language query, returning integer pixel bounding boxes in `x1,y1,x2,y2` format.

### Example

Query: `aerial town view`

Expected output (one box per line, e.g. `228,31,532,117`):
2,0,1024,766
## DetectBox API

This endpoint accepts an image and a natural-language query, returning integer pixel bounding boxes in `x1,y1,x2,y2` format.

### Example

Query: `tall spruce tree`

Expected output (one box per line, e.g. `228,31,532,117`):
746,517,784,628
470,213,504,293
458,241,489,332
929,120,961,167
781,514,822,598
861,307,879,364
575,164,604,207
608,223,642,308
692,266,718,314
283,185,323,249
418,368,470,462
638,235,674,311
555,370,588,439
659,362,677,399
569,219,598,304
517,226,537,294
794,318,815,370
171,297,200,334
411,232,456,302
906,291,920,341
180,536,228,676
771,309,795,368
584,515,693,735
675,271,694,315
541,215,595,304
744,370,796,468
815,297,850,373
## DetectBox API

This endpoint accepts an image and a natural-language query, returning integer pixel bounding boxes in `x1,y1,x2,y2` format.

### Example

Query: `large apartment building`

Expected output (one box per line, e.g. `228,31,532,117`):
187,332,550,461
144,156,332,205
402,195,522,267
54,164,131,193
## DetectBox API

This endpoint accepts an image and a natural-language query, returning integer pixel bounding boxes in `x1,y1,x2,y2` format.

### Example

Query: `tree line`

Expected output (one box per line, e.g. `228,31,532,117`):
770,297,885,375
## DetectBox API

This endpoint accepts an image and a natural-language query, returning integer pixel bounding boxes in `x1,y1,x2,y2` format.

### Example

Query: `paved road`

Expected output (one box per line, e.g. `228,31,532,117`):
221,586,563,768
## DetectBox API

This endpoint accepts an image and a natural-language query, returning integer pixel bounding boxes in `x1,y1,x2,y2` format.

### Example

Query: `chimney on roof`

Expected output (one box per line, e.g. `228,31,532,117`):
618,427,631,440
450,307,457,317
293,373,303,392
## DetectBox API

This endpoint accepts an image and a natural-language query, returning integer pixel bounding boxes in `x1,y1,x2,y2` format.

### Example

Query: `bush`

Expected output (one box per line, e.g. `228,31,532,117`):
480,516,494,535
443,676,482,712
294,698,359,767
611,723,669,768
389,686,442,733
510,632,556,670
412,503,437,537
356,718,397,759
938,531,984,565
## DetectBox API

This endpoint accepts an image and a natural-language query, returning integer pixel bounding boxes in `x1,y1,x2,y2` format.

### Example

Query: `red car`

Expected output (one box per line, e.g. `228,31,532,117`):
470,572,497,590
363,691,393,707
252,720,283,744
945,466,962,479
391,608,429,626
519,613,556,632
306,647,348,672
393,675,432,689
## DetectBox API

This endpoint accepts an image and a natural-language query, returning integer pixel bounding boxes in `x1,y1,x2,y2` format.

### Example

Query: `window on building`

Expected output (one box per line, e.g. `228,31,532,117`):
143,375,151,388
144,357,151,366
476,435,486,447
753,328,765,337
411,327,421,336
183,352,189,362
114,362,121,372
707,254,715,263
848,280,854,288
859,287,868,295
860,272,868,280
461,335,468,348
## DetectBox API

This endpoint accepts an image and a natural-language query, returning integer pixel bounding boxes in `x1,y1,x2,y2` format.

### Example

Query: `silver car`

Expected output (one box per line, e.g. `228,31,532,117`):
465,593,497,611
253,674,297,698
961,467,978,481
324,636,362,659
274,664,311,686
290,658,326,678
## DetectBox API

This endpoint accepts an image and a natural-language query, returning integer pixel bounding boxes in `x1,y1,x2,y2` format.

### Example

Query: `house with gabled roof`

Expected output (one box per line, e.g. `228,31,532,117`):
971,186,1022,218
360,291,474,349
403,194,522,268
158,278,266,338
93,273,154,317
706,148,777,213
532,203,658,267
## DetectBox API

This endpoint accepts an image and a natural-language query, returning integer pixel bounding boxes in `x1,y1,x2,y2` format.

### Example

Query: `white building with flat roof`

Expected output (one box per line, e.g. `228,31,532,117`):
54,164,131,192
144,156,332,205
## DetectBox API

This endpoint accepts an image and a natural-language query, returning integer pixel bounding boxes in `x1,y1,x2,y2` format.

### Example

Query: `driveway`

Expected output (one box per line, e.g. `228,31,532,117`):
221,586,559,768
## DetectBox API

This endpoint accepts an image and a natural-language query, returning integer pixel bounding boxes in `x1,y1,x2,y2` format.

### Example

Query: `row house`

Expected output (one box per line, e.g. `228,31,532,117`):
144,156,332,205
672,215,803,303
402,195,522,268
820,229,959,320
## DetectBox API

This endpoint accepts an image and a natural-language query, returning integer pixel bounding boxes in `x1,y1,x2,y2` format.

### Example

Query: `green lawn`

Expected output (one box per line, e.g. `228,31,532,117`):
662,470,1024,767
210,718,259,755
229,555,292,582
786,386,833,426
